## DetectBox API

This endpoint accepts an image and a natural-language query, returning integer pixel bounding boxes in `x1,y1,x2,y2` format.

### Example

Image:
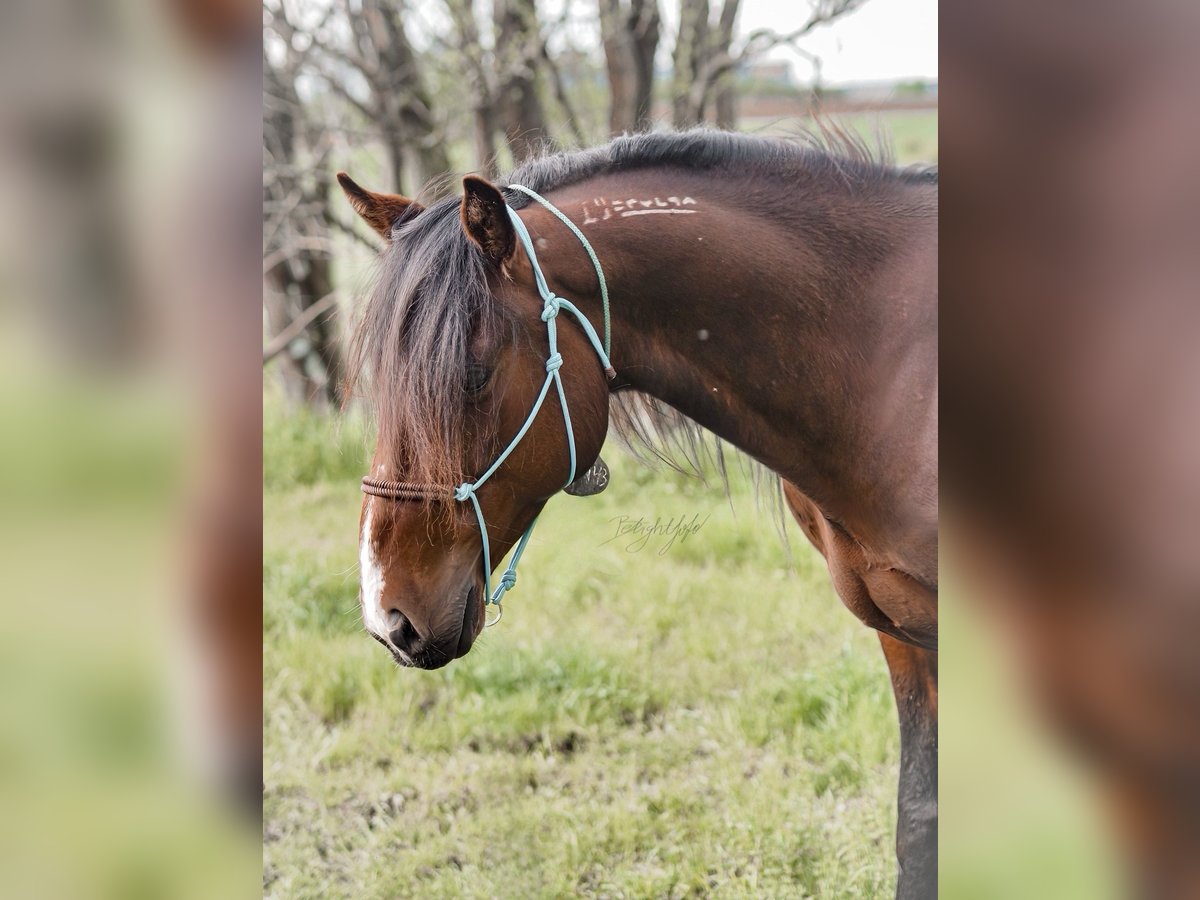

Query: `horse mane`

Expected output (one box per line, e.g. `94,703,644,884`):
346,127,933,500
504,124,934,208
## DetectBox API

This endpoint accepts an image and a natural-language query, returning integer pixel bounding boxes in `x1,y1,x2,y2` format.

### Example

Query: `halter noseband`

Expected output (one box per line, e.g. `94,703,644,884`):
361,184,615,627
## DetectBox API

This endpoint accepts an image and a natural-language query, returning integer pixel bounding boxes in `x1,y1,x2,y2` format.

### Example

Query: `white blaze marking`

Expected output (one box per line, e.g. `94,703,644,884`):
359,503,388,637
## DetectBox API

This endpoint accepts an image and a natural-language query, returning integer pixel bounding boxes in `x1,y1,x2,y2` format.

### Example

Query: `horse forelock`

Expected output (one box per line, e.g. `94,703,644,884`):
347,196,507,491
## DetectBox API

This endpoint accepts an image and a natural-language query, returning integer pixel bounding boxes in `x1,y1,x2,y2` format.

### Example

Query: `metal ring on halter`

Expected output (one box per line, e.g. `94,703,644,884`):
485,603,503,627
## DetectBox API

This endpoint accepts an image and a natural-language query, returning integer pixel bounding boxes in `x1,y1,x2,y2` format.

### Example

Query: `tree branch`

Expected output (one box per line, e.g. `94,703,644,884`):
688,0,865,114
263,291,341,365
542,39,586,146
263,237,338,275
325,213,384,254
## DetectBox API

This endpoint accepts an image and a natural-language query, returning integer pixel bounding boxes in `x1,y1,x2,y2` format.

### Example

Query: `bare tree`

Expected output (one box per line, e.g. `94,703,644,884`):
710,0,741,129
671,0,711,128
264,2,343,410
445,0,502,177
311,0,450,196
445,0,585,169
672,0,867,129
539,23,588,147
494,0,551,161
599,0,660,134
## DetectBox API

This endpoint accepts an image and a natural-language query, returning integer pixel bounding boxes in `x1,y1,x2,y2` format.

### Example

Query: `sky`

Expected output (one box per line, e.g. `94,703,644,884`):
683,0,937,86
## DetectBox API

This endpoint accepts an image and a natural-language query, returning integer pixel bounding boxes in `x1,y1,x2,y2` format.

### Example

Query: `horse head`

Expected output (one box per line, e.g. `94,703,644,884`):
341,172,612,669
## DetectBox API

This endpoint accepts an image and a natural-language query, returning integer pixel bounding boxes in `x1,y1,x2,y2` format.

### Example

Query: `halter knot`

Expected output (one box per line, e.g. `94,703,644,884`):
540,296,561,321
545,353,563,373
499,571,517,591
453,482,475,502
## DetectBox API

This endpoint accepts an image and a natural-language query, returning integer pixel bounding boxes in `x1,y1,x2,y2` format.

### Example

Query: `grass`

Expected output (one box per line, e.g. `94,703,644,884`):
263,404,898,898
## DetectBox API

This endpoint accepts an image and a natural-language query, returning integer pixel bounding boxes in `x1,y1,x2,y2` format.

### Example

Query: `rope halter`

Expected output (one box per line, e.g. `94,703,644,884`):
361,184,614,627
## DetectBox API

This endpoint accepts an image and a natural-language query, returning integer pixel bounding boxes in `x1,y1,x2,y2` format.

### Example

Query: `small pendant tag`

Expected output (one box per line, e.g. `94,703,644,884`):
564,455,610,496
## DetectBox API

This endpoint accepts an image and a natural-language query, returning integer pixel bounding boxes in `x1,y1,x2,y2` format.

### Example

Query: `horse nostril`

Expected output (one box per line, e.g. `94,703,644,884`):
387,611,421,654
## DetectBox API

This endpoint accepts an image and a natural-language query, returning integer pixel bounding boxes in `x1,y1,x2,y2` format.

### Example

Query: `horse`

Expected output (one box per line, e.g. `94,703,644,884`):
340,129,937,898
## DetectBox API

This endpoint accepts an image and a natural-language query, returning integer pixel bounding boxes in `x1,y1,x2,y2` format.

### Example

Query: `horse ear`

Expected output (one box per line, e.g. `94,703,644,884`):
336,172,423,240
461,175,515,265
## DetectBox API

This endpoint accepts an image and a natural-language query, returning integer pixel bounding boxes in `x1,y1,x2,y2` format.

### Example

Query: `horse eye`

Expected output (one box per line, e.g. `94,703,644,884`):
464,364,491,395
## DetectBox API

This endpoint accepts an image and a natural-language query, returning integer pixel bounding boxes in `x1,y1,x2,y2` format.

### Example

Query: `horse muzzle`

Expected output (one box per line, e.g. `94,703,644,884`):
376,581,482,670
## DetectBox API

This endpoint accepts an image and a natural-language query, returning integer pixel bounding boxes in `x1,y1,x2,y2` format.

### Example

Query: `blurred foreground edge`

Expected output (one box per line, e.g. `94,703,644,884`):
0,0,263,896
942,0,1200,896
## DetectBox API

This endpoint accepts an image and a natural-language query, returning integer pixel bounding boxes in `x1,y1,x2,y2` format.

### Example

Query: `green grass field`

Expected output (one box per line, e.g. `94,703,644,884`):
263,402,898,898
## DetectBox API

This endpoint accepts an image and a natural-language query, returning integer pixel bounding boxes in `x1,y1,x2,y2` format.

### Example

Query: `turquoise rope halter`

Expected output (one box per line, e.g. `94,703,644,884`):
452,185,614,626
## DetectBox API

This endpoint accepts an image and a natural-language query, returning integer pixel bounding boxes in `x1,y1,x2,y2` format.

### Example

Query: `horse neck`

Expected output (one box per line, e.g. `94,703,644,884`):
530,168,937,558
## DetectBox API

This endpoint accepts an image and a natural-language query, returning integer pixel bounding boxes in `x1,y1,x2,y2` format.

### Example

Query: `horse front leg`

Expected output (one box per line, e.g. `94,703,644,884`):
780,482,938,894
879,632,938,899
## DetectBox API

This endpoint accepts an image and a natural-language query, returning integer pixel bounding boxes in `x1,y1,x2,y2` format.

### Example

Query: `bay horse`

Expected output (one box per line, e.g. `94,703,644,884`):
341,130,937,898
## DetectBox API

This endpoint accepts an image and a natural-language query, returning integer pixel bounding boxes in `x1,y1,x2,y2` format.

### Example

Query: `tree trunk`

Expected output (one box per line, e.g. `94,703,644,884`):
672,0,743,129
714,72,737,129
472,105,499,178
600,0,660,135
630,0,660,130
264,52,341,410
672,0,710,128
264,261,341,410
600,0,635,134
293,192,342,409
446,0,500,175
711,0,740,128
264,272,319,408
382,125,406,196
373,0,449,190
401,113,451,191
494,0,549,161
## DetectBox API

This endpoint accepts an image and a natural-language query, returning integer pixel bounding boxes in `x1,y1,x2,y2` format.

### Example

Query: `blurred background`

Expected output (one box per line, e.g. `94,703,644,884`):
942,0,1200,896
0,0,262,896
